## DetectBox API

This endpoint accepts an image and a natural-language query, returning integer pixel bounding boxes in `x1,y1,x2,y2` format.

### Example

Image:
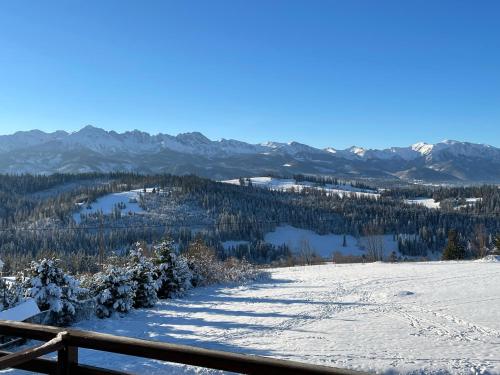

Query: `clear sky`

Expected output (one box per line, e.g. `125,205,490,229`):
0,1,499,149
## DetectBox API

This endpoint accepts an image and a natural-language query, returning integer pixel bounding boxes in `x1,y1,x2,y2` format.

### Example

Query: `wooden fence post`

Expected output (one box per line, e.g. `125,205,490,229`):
56,345,77,375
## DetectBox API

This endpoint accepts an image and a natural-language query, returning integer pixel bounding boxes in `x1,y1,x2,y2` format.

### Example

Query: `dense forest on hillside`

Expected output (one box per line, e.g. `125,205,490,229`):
0,173,498,273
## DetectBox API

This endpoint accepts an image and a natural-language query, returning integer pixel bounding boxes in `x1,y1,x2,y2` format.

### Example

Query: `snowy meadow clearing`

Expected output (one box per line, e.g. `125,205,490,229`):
72,189,146,223
8,260,498,375
263,225,400,258
222,177,380,198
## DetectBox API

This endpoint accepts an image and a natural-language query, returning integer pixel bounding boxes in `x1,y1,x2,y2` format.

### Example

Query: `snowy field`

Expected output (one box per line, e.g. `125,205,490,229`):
73,189,146,223
404,198,441,209
222,177,380,198
8,261,500,374
404,197,482,210
222,225,407,259
263,225,401,259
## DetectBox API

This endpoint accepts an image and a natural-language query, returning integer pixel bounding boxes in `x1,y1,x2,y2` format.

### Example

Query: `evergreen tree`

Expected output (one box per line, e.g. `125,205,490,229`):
442,230,467,260
153,239,192,298
89,265,136,318
128,244,158,308
20,258,85,324
0,278,20,310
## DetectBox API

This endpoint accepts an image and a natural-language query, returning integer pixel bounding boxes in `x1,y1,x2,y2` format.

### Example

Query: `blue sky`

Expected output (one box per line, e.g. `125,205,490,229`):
0,1,498,149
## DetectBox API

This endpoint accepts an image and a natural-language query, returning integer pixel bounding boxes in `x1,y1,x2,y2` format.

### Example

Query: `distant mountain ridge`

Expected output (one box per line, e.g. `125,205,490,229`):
0,125,499,182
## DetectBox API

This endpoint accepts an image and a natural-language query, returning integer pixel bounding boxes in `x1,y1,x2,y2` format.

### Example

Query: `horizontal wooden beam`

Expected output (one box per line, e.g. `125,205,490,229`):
0,320,62,341
0,331,66,370
0,351,131,375
64,330,362,375
0,337,25,350
0,321,367,375
0,350,55,373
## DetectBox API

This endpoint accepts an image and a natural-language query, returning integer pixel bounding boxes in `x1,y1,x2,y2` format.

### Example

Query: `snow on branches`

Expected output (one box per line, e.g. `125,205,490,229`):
128,244,158,308
6,238,261,322
87,265,136,319
20,258,86,324
154,239,193,299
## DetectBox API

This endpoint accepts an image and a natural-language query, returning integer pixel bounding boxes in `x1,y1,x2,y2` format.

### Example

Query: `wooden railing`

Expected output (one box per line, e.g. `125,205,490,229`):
0,320,368,375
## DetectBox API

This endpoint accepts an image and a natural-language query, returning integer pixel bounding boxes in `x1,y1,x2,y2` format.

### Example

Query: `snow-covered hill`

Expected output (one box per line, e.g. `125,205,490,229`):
1,126,499,182
65,261,500,374
222,177,380,197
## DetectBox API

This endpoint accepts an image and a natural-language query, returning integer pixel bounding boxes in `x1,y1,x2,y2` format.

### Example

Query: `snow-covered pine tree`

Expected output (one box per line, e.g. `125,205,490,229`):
20,258,85,324
0,278,14,310
153,239,192,299
128,244,158,308
0,260,10,310
89,265,136,318
0,278,25,311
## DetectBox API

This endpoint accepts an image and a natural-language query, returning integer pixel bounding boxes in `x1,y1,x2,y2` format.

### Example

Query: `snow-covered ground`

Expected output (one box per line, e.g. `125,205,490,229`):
404,198,441,209
404,197,482,211
465,198,482,204
455,198,483,210
73,190,146,223
6,261,500,374
264,225,400,259
0,299,40,321
222,177,380,198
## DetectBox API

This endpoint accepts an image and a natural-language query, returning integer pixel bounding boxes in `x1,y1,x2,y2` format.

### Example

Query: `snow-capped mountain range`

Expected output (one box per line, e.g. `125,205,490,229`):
1,125,499,182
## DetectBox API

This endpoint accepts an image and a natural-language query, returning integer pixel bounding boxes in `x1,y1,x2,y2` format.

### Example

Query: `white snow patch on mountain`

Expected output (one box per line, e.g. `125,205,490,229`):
412,142,434,155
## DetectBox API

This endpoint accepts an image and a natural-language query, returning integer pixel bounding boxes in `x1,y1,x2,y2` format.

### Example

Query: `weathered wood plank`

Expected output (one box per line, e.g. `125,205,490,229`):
0,350,56,373
0,337,25,350
0,351,131,375
0,320,62,341
63,330,362,375
0,321,368,375
0,331,66,370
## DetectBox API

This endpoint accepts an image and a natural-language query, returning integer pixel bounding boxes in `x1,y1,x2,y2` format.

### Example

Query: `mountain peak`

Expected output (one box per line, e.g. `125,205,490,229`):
176,132,211,144
0,126,498,182
74,125,110,137
78,124,104,133
441,139,460,145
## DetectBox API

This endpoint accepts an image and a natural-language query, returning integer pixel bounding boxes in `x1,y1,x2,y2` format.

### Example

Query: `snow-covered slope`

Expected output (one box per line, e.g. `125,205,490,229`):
404,198,441,209
73,190,146,223
222,177,380,197
60,261,500,375
1,126,499,182
264,225,399,258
